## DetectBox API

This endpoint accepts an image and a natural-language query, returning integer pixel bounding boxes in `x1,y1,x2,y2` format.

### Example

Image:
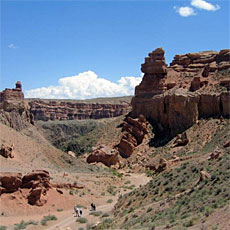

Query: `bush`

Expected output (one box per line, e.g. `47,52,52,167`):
76,217,88,224
90,211,102,216
14,220,38,230
57,208,63,212
107,199,113,203
101,213,110,218
0,227,6,230
147,207,152,213
40,215,57,226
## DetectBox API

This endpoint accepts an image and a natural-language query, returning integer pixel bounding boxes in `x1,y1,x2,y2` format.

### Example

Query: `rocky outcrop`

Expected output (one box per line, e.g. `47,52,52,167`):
208,147,222,160
0,82,34,131
174,132,189,147
87,145,119,167
0,144,14,158
0,170,83,206
135,48,168,97
29,100,130,121
131,48,230,139
0,172,22,194
170,50,230,73
117,115,148,158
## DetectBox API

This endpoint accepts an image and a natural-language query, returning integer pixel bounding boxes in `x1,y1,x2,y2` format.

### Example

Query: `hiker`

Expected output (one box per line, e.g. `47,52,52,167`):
74,205,80,217
91,203,96,211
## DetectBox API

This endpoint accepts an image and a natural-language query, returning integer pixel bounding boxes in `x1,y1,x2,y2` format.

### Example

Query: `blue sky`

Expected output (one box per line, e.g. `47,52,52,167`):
1,0,229,99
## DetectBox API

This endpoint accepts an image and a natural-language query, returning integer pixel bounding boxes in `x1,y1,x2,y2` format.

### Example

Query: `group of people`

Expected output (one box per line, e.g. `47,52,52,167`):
74,203,96,217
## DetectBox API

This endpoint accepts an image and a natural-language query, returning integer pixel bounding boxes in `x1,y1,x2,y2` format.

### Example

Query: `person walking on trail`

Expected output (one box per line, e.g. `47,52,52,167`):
74,205,80,217
91,203,96,211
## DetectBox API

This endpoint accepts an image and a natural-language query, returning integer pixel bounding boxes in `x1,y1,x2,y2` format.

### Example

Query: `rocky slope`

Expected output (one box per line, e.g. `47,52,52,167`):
93,48,230,230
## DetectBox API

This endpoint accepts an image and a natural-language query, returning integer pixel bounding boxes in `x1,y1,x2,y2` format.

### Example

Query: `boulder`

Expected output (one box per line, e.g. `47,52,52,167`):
174,132,189,146
190,77,202,92
0,144,14,158
27,186,47,206
223,140,230,148
21,170,51,189
0,172,22,194
199,170,211,181
87,145,119,167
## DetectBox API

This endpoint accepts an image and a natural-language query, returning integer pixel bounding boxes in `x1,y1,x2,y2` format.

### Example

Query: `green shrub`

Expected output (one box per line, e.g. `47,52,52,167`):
101,213,110,218
0,226,6,230
90,211,102,216
57,208,63,212
14,220,38,230
40,215,57,226
107,199,113,203
147,207,152,213
76,217,88,224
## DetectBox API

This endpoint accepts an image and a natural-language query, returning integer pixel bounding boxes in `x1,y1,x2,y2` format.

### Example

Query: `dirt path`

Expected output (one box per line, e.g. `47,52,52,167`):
46,173,150,230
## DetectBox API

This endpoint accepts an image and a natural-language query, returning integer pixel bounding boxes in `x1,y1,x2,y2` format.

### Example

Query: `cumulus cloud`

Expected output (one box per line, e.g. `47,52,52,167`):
191,0,220,11
175,6,196,17
8,43,18,49
25,71,142,99
175,0,220,17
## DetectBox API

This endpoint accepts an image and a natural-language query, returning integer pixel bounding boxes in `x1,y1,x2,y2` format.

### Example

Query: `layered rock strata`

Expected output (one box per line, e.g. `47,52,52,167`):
0,82,34,130
131,48,230,138
29,100,130,121
170,49,230,73
117,115,148,158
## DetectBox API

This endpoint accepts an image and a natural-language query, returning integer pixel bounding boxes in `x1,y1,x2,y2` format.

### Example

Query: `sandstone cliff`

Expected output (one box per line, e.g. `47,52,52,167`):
0,82,34,131
131,48,230,141
28,99,131,121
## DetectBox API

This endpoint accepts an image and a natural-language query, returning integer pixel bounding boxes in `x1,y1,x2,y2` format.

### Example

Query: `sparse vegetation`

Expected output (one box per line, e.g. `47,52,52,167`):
108,123,230,230
90,211,103,216
40,215,57,226
76,217,88,224
107,199,113,203
14,220,38,230
0,226,6,230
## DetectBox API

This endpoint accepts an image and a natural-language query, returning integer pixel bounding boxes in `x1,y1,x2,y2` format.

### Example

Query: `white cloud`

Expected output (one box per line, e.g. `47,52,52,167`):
191,0,220,11
25,70,142,99
175,6,196,17
8,43,18,49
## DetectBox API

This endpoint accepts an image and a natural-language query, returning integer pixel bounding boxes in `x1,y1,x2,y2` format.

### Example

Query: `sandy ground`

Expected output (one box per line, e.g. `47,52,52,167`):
0,173,150,230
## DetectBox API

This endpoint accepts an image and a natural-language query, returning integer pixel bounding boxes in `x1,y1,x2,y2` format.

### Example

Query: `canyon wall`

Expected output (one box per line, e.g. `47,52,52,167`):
28,99,131,121
131,48,230,138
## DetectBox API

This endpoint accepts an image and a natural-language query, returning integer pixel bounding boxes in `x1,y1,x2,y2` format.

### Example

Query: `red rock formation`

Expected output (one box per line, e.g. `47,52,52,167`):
135,48,168,97
132,48,230,138
29,100,130,121
0,172,22,194
0,170,83,206
117,115,148,158
170,50,230,73
87,145,119,167
0,82,34,130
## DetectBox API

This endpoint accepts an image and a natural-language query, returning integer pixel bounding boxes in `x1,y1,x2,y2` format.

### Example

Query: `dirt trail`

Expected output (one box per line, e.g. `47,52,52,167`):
46,173,150,230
